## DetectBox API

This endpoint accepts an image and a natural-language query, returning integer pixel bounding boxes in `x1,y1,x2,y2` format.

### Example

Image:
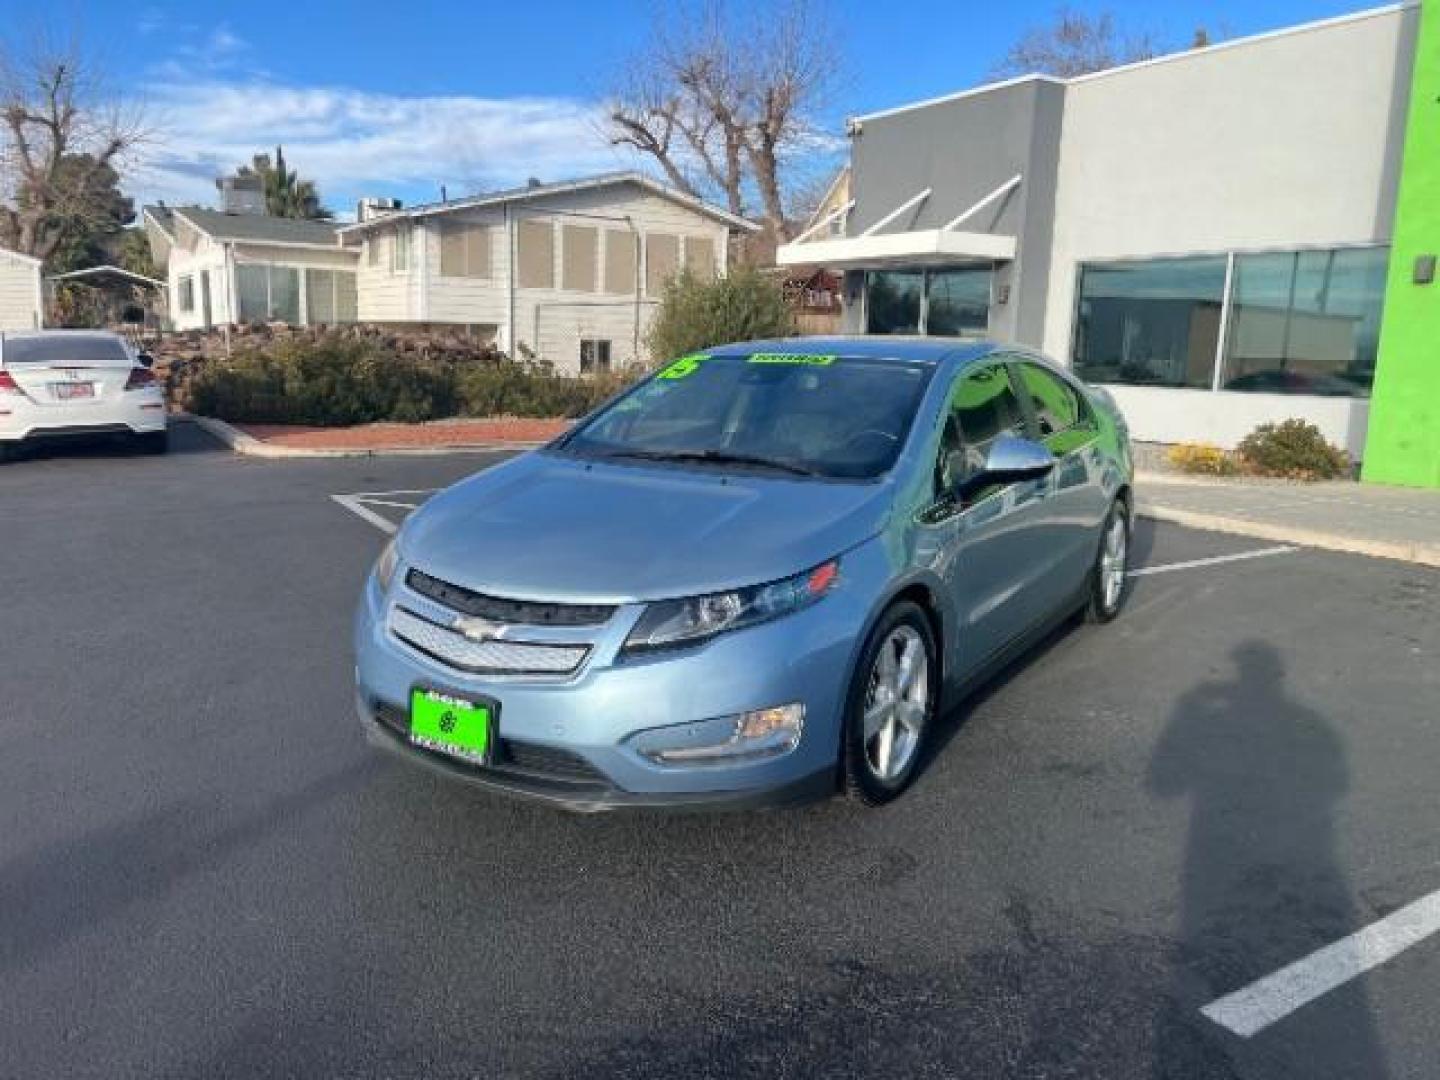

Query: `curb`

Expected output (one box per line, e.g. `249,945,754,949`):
181,414,545,459
1136,502,1440,568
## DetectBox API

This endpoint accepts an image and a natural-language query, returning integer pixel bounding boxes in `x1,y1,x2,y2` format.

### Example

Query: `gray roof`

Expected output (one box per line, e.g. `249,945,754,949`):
157,207,343,247
338,171,759,235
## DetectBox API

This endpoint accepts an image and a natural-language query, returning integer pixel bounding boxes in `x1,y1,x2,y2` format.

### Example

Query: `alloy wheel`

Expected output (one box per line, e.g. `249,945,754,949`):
1101,514,1128,612
862,624,929,782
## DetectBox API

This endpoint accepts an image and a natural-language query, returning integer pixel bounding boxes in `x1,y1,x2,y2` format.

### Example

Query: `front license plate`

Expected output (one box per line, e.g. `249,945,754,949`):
53,382,95,400
409,689,492,764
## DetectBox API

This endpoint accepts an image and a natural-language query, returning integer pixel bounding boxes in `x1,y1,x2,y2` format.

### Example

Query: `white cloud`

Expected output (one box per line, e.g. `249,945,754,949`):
133,76,636,214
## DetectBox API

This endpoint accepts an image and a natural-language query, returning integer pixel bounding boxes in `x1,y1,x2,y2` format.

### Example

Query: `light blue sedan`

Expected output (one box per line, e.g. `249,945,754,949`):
354,338,1133,810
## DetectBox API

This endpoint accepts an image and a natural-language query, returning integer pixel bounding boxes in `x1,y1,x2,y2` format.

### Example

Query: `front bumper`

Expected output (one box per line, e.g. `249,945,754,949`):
353,558,879,811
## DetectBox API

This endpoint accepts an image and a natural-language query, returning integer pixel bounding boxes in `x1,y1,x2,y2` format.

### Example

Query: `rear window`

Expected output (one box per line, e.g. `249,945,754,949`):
2,336,131,365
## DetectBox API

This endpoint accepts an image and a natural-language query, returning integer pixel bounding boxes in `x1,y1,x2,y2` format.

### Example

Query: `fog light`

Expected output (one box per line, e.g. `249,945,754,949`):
630,704,805,766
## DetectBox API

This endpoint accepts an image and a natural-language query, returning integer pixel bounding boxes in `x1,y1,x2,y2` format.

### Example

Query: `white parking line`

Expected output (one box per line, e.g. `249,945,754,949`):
1202,887,1440,1038
1128,545,1297,578
331,494,400,535
355,498,421,510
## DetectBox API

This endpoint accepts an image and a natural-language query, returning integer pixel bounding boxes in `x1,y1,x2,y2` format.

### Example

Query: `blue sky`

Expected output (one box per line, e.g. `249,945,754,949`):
54,0,1383,215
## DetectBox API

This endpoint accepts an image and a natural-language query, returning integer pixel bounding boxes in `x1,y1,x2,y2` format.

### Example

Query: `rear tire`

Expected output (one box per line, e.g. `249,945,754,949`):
843,601,939,807
1085,498,1130,623
136,429,169,455
0,442,14,463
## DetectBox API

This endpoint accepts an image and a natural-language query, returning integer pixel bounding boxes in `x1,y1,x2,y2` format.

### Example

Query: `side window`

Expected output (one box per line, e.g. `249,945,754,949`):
933,364,1029,498
1015,362,1096,454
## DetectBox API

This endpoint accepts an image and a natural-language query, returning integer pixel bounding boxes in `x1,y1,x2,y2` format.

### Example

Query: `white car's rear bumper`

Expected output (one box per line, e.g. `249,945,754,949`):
0,394,167,442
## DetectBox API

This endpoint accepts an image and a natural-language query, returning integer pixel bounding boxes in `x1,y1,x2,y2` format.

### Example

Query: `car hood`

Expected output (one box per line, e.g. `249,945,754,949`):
399,451,894,603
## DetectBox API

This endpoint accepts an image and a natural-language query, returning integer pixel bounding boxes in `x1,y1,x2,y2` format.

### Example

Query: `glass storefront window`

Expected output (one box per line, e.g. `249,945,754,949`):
1222,247,1386,397
926,269,991,337
865,267,992,336
866,271,923,334
1073,257,1228,388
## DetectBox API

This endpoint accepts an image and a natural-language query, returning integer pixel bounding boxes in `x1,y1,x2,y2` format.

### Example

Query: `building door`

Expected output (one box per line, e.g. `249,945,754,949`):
200,271,213,329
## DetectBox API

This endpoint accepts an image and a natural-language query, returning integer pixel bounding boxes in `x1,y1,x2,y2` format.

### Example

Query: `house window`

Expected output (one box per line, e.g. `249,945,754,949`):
367,236,382,267
562,224,599,292
517,219,555,289
177,275,195,313
439,222,492,278
390,225,411,274
645,233,680,296
305,269,358,324
237,264,301,324
604,231,636,295
683,236,716,282
580,339,612,374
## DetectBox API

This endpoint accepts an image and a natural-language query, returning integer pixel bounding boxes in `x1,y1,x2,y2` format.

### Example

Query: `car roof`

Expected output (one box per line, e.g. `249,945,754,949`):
0,329,126,342
705,336,999,365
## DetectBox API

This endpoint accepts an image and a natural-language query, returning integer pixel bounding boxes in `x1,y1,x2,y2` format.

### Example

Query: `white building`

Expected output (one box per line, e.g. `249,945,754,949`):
337,173,758,372
0,247,44,331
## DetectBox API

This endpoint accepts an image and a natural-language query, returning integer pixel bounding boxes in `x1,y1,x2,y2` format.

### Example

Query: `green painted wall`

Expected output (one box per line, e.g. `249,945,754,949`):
1365,0,1440,488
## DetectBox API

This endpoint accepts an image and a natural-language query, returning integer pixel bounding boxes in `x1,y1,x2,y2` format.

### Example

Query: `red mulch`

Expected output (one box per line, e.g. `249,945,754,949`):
236,417,571,450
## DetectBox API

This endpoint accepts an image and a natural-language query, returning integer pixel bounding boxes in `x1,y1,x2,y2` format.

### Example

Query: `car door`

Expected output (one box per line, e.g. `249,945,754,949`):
917,362,1056,683
1010,359,1110,604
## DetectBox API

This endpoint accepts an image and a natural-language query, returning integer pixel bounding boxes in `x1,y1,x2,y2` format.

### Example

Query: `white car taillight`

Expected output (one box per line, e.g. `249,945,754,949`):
124,367,159,391
0,370,21,395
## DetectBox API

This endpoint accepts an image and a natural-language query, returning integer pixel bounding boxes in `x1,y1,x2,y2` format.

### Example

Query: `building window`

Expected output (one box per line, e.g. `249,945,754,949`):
1073,247,1387,397
390,225,410,274
1073,256,1228,389
604,231,637,295
177,275,195,313
683,236,716,282
1222,247,1387,397
926,269,991,337
305,269,358,324
645,233,680,296
367,236,382,268
237,264,301,324
517,219,555,289
580,339,612,373
439,222,492,279
866,271,923,334
562,224,599,292
866,268,991,337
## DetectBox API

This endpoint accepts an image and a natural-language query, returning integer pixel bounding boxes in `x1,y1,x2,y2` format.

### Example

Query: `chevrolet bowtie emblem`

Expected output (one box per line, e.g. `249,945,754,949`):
453,615,508,643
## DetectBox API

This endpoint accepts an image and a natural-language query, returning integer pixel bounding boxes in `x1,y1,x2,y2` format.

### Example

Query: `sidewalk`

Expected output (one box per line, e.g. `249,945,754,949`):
1136,472,1440,568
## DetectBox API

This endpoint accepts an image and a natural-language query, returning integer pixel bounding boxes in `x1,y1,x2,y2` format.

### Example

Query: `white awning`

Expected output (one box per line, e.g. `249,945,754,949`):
776,228,1015,269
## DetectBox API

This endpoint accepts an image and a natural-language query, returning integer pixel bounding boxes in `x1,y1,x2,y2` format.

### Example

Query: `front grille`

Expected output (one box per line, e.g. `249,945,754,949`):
390,607,588,675
406,569,615,627
371,701,607,788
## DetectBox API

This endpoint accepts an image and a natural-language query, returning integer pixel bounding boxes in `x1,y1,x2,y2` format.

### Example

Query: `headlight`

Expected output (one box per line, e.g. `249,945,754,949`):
374,539,400,594
622,559,839,654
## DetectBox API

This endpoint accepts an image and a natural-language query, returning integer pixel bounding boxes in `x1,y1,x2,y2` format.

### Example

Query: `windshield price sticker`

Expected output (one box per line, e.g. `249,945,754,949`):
658,354,709,379
746,353,835,366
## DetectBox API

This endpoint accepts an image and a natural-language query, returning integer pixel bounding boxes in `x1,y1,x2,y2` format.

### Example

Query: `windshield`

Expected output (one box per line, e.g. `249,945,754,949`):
558,352,934,480
1,335,131,365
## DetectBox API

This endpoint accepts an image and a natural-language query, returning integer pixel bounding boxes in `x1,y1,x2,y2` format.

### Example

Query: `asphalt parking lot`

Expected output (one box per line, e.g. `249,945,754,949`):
2,422,1437,1079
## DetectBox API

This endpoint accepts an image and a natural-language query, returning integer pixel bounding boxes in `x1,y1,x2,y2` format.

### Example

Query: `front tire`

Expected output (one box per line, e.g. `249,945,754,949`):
843,601,939,806
1086,498,1130,623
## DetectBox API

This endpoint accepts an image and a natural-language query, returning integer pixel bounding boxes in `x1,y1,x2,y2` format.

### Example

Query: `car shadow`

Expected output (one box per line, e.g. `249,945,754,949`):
0,417,222,464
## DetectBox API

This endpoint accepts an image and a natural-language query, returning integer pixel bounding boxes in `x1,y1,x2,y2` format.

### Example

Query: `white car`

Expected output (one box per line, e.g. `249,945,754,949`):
0,330,168,460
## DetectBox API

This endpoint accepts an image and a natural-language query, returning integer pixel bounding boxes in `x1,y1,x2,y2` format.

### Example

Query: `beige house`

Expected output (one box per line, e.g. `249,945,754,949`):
143,204,358,331
338,173,758,373
0,246,44,331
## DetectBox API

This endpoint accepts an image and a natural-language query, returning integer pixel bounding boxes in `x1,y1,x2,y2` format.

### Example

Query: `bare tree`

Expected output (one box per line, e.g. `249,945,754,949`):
992,8,1162,79
607,0,839,242
0,33,147,262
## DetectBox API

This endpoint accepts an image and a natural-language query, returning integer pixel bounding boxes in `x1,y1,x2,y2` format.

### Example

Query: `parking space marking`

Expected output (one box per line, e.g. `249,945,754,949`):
1128,545,1297,578
1202,887,1440,1038
355,498,422,510
331,494,400,535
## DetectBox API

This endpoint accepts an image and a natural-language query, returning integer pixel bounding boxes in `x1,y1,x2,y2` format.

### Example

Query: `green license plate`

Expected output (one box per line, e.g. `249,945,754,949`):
409,689,492,763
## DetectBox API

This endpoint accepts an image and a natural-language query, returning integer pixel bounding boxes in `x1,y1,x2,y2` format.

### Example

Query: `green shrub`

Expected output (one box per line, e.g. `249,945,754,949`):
646,267,796,362
188,335,634,425
1236,419,1350,480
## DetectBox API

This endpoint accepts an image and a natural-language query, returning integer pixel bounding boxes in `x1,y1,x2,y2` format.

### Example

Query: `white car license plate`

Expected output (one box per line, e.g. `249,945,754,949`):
53,382,95,400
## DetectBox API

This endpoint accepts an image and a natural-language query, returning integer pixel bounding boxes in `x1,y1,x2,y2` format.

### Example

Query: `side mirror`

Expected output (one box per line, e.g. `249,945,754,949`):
956,434,1054,496
137,352,155,369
